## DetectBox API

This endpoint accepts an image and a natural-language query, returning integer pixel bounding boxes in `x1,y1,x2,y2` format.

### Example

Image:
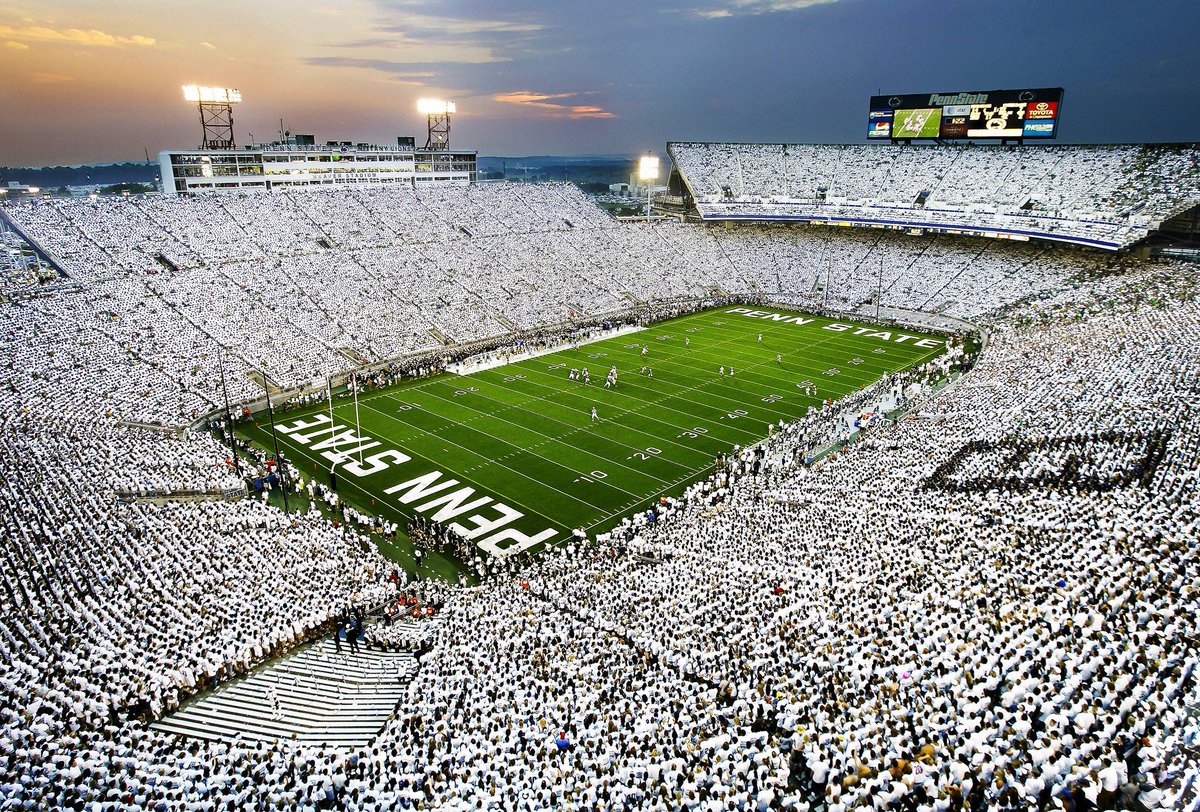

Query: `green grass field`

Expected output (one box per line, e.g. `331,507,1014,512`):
238,305,947,576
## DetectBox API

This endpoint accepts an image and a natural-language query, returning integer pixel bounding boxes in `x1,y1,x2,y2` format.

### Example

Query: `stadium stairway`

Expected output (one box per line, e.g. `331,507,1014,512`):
150,638,418,749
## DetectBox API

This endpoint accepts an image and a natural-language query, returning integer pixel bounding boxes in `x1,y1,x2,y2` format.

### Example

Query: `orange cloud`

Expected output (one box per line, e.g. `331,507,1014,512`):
493,91,616,119
0,24,156,47
4,40,29,49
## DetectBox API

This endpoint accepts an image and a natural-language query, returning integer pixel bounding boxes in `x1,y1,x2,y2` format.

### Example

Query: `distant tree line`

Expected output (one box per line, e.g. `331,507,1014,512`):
0,162,158,189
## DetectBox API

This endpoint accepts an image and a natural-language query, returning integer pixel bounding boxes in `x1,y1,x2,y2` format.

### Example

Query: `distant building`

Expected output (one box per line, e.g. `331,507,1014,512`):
1,181,37,196
159,138,477,196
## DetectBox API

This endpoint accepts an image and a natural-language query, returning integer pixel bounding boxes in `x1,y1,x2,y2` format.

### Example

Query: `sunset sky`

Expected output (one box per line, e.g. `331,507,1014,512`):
2,0,1198,166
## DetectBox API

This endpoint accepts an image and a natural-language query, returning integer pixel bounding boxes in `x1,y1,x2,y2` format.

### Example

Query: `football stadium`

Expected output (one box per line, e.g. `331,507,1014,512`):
3,5,1200,811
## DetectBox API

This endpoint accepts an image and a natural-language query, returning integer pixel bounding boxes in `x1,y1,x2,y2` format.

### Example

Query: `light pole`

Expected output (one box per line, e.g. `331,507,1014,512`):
876,255,884,320
352,370,364,467
260,372,290,513
639,154,659,223
327,373,338,491
823,232,832,311
218,346,242,477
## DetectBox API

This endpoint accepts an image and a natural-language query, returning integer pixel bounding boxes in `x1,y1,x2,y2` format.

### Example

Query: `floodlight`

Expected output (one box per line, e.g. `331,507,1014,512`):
417,98,456,114
638,154,660,223
639,155,660,181
183,85,241,104
419,99,456,149
183,85,241,149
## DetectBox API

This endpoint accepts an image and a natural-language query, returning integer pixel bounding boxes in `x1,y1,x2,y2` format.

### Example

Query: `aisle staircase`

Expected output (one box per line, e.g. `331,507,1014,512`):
151,638,418,749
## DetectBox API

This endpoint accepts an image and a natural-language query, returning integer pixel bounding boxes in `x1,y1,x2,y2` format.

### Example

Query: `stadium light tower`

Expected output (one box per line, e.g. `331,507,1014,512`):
418,98,455,150
183,85,242,150
639,154,659,223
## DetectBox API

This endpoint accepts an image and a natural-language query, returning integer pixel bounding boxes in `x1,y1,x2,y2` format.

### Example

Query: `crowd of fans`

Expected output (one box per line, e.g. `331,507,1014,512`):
3,183,1148,400
669,142,1200,249
0,181,1196,810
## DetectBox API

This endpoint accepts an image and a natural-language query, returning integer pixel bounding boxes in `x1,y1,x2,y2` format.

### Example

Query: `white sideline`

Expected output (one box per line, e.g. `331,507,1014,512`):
446,324,647,375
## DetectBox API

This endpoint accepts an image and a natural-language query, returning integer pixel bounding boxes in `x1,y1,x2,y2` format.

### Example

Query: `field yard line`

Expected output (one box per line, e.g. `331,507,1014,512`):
651,310,933,378
331,313,937,465
514,305,939,437
543,338,829,425
599,345,890,406
418,372,715,466
594,333,885,395
345,307,921,418
566,319,830,403
517,320,813,424
260,419,572,540
589,312,938,401
696,336,915,384
574,467,716,539
537,350,807,423
532,461,719,548
549,329,953,543
554,312,889,419
907,345,947,369
405,381,685,486
347,382,583,433
639,337,896,386
493,363,765,446
472,358,764,440
354,396,646,509
327,380,717,459
544,347,819,422
354,371,742,506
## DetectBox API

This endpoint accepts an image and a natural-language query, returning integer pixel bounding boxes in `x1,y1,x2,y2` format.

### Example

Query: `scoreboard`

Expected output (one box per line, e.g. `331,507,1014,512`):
868,88,1063,141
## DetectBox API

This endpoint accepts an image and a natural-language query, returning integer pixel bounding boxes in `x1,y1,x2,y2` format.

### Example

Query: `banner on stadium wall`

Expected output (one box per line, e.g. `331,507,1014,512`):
867,88,1063,141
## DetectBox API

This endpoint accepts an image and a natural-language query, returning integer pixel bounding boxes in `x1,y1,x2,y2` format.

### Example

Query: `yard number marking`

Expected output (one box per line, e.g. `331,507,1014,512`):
573,470,608,484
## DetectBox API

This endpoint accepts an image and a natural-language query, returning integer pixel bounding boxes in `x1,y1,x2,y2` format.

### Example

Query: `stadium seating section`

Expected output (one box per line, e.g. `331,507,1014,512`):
0,180,1197,810
668,142,1200,250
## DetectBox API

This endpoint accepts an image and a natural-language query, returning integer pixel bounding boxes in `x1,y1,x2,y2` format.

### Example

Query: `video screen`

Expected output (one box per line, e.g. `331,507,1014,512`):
891,108,942,139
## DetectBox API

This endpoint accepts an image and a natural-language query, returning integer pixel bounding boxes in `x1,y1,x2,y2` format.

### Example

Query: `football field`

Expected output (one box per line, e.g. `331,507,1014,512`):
239,305,947,572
